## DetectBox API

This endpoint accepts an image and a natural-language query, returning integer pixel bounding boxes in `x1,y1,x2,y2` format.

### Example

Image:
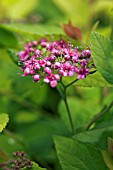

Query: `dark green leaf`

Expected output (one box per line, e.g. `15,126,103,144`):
90,32,113,84
54,136,109,170
73,122,113,149
0,27,18,48
7,49,18,65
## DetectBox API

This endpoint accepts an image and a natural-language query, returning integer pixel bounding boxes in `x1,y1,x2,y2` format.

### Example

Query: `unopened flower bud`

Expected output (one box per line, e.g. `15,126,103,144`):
33,74,40,82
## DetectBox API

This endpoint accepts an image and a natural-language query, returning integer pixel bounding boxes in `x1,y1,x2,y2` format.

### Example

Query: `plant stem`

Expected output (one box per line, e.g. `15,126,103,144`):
86,101,113,131
57,70,97,133
64,90,75,135
65,70,97,88
58,82,74,135
66,79,78,88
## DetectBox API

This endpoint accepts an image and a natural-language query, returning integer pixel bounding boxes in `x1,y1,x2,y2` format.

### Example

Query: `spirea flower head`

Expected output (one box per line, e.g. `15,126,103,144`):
17,38,94,88
0,151,32,170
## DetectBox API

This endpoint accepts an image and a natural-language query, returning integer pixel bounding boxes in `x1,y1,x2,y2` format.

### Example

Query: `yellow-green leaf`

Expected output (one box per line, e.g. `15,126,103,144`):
0,113,9,132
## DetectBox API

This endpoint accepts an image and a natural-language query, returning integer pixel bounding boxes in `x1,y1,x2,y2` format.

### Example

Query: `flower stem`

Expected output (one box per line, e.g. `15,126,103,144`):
64,90,75,135
58,82,75,135
86,101,113,131
66,79,78,88
65,70,97,88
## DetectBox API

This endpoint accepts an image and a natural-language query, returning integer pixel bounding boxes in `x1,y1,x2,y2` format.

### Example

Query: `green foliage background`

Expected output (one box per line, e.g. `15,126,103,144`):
0,0,113,170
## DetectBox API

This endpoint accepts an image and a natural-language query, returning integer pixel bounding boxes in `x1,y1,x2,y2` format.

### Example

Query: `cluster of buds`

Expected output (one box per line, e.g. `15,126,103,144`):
17,38,94,88
0,151,32,170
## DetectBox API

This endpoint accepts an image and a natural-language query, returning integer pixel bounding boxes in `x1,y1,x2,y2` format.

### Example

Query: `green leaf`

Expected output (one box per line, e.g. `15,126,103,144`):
0,24,65,38
76,71,113,87
0,113,9,132
0,23,79,48
54,136,109,170
7,49,18,65
73,122,113,149
23,162,47,170
62,71,113,87
90,32,113,84
0,24,69,49
0,27,18,48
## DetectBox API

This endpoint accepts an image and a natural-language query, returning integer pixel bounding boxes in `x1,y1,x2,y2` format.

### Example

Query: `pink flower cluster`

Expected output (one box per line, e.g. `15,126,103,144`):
17,38,94,88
